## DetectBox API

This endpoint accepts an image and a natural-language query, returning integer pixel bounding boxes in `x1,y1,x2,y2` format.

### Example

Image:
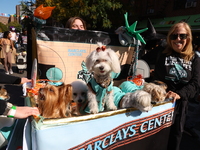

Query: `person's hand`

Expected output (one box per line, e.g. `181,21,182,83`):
150,69,154,73
14,107,40,119
166,91,180,103
20,77,31,84
150,69,155,77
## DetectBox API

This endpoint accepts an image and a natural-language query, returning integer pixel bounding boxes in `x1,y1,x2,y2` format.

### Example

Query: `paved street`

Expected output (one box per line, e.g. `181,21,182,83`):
0,64,26,106
0,63,200,150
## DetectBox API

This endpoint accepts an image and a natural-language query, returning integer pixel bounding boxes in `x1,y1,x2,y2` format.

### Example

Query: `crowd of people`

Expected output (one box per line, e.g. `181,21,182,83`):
0,17,200,150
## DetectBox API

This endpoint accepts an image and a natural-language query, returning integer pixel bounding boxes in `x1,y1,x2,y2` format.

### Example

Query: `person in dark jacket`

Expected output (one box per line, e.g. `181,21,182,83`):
154,22,200,150
0,73,39,118
0,72,30,84
17,29,27,51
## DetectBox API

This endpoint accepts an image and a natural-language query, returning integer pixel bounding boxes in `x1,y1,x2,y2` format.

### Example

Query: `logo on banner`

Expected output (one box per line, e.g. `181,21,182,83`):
70,108,174,150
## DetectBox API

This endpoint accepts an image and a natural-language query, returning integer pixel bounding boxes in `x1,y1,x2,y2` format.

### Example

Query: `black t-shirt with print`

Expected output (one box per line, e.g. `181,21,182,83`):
154,52,200,100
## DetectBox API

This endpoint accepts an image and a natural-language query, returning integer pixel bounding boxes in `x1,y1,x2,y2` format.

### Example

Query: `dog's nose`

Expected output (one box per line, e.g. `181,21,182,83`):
78,99,83,103
39,88,43,92
99,66,104,70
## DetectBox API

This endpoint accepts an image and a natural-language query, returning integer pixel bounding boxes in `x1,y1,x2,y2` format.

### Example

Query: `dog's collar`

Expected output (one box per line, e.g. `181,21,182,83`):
95,77,112,88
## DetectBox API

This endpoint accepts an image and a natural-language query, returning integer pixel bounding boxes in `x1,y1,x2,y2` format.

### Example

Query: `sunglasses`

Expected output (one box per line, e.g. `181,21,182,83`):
170,34,188,40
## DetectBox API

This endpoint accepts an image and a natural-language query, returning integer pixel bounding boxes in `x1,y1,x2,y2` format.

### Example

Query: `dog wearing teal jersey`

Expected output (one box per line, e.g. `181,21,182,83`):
85,42,152,114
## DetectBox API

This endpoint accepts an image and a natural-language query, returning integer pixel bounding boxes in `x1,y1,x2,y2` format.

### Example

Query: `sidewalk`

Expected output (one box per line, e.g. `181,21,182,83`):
0,64,200,150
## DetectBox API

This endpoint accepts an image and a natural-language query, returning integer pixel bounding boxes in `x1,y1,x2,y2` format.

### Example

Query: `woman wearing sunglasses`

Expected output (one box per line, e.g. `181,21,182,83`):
154,22,200,150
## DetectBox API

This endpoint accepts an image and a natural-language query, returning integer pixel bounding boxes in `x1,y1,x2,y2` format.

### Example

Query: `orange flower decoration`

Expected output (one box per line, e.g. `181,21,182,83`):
34,4,56,20
127,74,144,86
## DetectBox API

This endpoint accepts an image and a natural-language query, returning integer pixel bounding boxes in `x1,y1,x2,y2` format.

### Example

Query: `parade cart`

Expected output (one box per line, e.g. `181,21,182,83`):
33,26,135,84
3,13,175,149
19,25,174,150
23,95,174,150
0,4,175,149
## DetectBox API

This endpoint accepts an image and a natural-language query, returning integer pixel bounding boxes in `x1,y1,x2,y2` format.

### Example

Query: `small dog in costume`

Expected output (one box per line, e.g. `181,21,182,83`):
37,83,73,118
119,89,152,112
85,42,121,114
71,80,88,115
84,43,152,114
119,81,152,112
143,81,167,103
0,86,9,100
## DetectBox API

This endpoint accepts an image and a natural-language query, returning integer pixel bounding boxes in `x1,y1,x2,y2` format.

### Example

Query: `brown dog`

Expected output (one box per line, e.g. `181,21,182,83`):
37,83,73,119
143,81,167,103
0,86,9,100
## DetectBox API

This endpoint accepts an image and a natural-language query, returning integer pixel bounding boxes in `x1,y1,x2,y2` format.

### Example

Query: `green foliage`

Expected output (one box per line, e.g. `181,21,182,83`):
7,22,22,32
36,0,124,30
0,22,8,32
0,21,22,33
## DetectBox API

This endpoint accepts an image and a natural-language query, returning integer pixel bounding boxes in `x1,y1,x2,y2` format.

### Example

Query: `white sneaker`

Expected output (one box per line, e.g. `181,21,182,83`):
5,72,9,75
9,70,13,74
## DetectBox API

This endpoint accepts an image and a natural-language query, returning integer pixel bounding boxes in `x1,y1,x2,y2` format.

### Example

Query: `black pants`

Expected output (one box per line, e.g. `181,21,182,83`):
167,100,187,150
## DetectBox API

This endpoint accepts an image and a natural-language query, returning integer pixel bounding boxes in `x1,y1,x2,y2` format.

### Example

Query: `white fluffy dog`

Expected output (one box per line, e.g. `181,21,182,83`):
71,81,88,104
120,90,152,112
85,42,153,114
85,42,121,114
71,80,88,115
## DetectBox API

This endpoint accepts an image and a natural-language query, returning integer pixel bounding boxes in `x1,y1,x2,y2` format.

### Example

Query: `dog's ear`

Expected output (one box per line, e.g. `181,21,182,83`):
107,49,121,73
65,84,73,101
86,50,96,72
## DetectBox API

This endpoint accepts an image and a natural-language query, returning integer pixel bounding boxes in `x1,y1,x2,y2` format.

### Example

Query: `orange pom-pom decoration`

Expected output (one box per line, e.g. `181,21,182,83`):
127,74,144,86
34,4,56,20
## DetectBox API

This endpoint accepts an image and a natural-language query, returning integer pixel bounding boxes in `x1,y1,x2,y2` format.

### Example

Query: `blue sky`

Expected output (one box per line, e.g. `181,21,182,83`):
0,0,24,15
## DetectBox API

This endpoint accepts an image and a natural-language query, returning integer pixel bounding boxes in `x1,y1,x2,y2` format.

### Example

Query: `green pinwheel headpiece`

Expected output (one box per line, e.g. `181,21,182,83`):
124,12,148,44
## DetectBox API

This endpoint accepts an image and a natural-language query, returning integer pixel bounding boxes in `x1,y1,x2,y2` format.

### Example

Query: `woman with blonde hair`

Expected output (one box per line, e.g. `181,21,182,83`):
164,21,194,61
154,22,200,150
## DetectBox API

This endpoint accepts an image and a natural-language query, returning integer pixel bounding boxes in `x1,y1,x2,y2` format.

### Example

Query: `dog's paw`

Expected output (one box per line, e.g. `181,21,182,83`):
90,108,99,114
107,105,117,111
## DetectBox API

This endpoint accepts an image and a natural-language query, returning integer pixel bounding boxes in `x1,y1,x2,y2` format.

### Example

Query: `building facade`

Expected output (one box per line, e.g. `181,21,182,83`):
0,5,20,25
134,0,199,19
128,0,200,39
129,0,200,47
0,16,10,25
